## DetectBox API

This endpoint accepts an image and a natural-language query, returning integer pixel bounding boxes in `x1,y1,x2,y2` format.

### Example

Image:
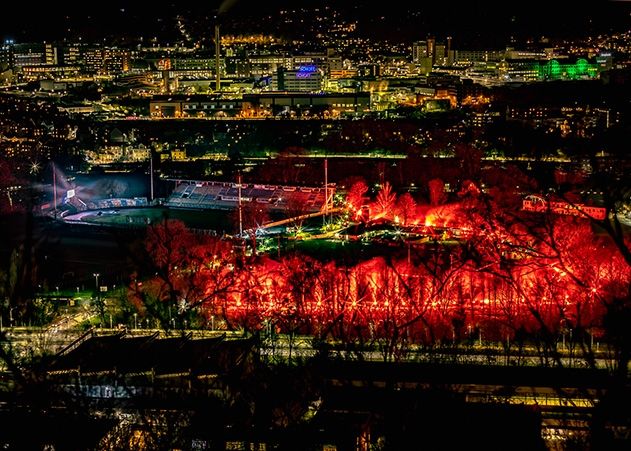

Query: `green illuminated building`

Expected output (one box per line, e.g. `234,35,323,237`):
500,58,600,82
538,58,598,80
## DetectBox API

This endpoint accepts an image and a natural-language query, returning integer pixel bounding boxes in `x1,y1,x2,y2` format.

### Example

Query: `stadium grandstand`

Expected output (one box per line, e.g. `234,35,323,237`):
165,180,335,213
43,193,148,217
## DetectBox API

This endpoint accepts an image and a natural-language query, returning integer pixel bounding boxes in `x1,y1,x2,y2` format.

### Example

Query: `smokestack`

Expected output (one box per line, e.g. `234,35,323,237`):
215,24,221,92
446,36,452,64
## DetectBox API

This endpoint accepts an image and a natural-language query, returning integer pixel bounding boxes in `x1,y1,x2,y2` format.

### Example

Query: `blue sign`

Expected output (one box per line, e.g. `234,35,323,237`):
296,65,318,78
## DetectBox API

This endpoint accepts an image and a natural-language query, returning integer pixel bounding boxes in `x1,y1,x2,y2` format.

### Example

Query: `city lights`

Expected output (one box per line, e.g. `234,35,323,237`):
1,2,631,449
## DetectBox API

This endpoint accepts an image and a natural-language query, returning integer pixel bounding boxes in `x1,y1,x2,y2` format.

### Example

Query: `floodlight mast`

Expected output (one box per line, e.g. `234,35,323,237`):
52,162,57,219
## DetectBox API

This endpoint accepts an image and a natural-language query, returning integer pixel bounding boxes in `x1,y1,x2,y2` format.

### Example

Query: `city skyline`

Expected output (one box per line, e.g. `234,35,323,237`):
1,1,631,449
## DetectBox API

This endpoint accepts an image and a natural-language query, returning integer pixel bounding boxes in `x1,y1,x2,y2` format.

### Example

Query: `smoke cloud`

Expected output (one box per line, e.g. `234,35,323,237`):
218,0,239,14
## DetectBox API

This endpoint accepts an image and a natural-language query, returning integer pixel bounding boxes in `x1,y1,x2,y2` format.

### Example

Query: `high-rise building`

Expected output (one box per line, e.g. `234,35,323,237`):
84,47,131,75
0,44,12,69
44,43,58,65
412,41,428,63
446,36,453,64
427,37,436,62
435,44,447,65
327,56,344,75
59,44,81,66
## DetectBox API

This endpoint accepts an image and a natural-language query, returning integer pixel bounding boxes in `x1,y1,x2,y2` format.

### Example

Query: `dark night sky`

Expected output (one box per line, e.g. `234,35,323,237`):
1,1,629,44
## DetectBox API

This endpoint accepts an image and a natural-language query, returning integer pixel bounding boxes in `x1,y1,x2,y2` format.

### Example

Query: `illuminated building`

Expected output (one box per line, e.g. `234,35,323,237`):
522,195,606,220
324,77,361,93
87,145,124,164
498,58,600,82
170,149,187,161
128,145,151,162
412,41,428,63
357,63,381,78
415,85,457,108
435,43,447,65
294,54,327,66
412,40,436,74
157,58,173,93
453,50,505,65
7,42,79,67
150,96,244,118
595,53,613,71
11,43,47,67
0,44,12,70
60,44,81,66
84,47,131,75
172,57,214,70
537,58,599,80
413,36,454,66
44,43,57,65
243,92,371,116
150,92,370,118
470,110,501,127
271,66,323,92
329,69,358,79
505,48,547,60
20,65,81,82
446,36,453,64
427,36,436,62
247,54,293,76
327,56,344,75
499,59,541,81
7,42,85,81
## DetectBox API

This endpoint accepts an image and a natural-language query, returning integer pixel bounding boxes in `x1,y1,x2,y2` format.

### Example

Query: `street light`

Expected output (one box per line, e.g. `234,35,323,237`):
133,313,137,330
93,273,100,291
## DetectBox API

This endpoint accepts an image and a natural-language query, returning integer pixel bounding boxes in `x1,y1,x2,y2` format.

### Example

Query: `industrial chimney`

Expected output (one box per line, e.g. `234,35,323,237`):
214,24,221,92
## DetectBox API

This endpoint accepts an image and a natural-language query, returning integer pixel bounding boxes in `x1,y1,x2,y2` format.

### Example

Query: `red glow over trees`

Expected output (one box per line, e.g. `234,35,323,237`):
345,179,369,212
428,178,446,206
136,191,630,347
129,220,237,329
375,182,396,217
395,193,417,226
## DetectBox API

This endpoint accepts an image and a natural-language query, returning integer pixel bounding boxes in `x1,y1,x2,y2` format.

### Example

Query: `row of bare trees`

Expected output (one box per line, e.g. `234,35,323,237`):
131,203,630,367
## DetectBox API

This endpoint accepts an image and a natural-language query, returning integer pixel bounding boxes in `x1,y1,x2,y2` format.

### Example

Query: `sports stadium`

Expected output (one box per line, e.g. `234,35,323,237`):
165,179,334,213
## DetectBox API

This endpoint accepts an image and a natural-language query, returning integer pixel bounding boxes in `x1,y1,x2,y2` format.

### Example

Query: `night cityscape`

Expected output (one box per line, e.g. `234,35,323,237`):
2,1,631,449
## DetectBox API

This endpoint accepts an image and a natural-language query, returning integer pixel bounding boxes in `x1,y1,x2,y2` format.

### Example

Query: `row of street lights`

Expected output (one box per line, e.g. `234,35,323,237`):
95,272,141,330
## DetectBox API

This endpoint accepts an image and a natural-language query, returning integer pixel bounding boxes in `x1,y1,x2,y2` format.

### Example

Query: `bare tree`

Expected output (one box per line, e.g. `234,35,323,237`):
428,178,447,206
129,220,237,332
345,179,369,212
395,192,417,225
375,182,396,217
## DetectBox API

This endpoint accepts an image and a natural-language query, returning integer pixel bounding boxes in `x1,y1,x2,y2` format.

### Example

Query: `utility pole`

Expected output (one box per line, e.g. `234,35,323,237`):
323,157,328,228
149,149,154,202
52,162,57,219
238,172,243,238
